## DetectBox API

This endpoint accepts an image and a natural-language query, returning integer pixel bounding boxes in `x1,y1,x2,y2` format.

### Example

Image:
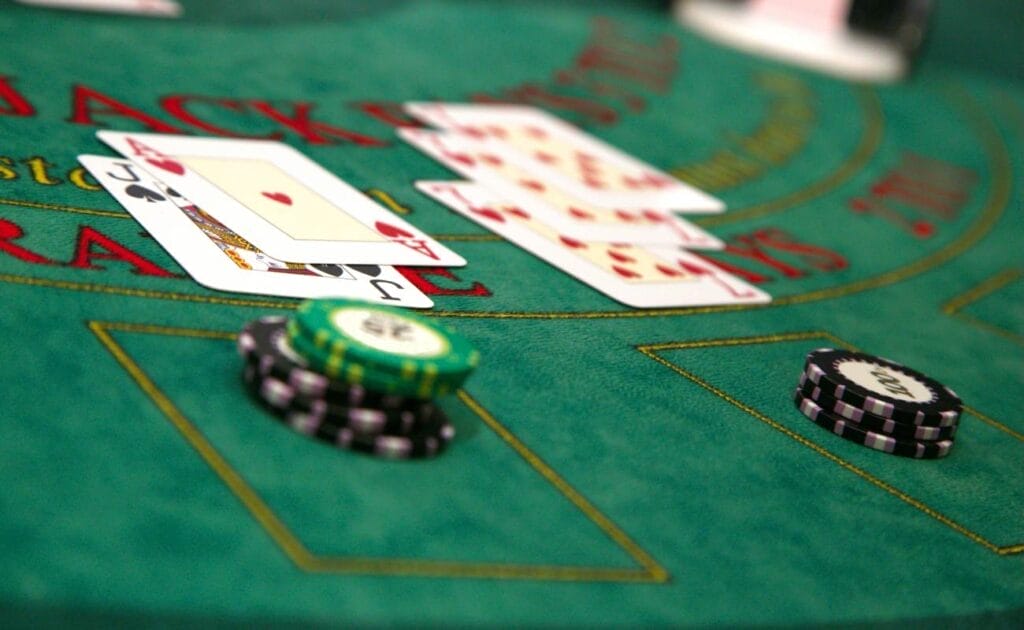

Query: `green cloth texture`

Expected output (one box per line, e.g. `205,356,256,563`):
0,0,1021,627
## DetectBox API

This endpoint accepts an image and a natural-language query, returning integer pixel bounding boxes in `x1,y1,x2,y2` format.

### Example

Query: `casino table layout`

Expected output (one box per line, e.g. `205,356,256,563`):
1,0,1022,627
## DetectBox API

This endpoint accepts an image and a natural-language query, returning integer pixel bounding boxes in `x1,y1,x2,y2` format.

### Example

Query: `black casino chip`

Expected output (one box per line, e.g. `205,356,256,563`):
794,390,953,460
847,0,934,55
253,373,455,460
237,316,432,411
242,362,440,436
797,373,958,442
280,408,455,459
802,348,962,427
238,315,454,459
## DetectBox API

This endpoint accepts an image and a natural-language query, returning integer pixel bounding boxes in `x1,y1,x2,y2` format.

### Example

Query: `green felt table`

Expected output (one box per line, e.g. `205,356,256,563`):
1,0,1022,627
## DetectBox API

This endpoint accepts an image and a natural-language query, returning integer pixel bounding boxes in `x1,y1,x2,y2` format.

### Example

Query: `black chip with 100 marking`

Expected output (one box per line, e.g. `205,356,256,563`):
797,372,958,442
802,348,962,427
794,389,954,459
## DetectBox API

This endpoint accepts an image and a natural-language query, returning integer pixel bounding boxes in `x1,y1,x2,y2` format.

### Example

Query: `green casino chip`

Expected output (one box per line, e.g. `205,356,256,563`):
289,299,479,397
288,326,460,398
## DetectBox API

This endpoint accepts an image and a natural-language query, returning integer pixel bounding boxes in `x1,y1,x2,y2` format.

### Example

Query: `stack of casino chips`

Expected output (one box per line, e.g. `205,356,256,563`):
793,348,963,460
237,298,479,459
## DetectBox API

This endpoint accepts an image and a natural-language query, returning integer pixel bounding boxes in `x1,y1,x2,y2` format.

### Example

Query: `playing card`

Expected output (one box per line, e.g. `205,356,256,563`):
79,155,433,307
403,103,725,213
96,132,465,267
14,0,182,17
416,181,770,308
749,0,851,33
402,129,723,248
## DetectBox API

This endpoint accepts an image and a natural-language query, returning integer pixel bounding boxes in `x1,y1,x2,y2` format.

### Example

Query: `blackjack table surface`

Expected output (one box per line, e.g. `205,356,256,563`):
1,0,1022,626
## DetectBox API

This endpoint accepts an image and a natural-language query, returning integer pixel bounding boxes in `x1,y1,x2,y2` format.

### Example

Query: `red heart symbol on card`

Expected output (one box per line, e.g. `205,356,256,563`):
534,151,558,164
568,207,594,221
607,250,636,264
146,158,185,176
459,126,487,139
656,264,682,278
525,125,547,139
519,179,545,192
612,264,640,279
647,173,672,188
450,153,475,167
375,221,414,238
262,192,292,205
677,259,711,276
559,235,586,249
472,207,505,223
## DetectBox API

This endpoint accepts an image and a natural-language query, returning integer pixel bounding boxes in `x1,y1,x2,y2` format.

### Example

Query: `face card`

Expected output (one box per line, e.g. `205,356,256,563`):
96,131,466,267
404,103,725,213
14,0,182,16
416,181,770,308
78,155,433,308
401,129,723,248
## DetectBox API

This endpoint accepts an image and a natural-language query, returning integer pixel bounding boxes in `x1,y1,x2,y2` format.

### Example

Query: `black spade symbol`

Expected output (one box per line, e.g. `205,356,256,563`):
308,263,346,278
125,184,165,203
347,264,382,278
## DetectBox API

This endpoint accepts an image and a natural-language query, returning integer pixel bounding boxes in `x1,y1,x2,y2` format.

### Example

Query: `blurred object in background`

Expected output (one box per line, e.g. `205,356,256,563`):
674,0,934,82
12,0,183,18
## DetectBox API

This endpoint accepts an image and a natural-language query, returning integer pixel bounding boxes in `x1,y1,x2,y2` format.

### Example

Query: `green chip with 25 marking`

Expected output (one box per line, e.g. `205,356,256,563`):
289,298,479,397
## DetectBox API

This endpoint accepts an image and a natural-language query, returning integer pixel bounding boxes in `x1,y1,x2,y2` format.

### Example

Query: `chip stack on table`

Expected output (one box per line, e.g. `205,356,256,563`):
793,348,963,459
237,299,479,459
